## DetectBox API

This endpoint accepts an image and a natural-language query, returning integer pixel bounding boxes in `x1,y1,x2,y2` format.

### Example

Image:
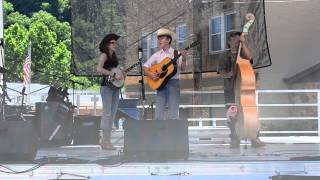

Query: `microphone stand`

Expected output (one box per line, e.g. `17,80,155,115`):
34,69,85,108
0,67,25,121
138,48,146,120
16,86,27,121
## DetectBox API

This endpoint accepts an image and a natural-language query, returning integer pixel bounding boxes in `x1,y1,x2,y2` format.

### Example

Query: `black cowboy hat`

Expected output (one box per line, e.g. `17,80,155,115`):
103,33,120,42
99,33,120,52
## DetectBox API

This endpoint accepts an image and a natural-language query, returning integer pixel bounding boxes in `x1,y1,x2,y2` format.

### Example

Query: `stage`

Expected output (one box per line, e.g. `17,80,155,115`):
34,135,320,163
1,136,320,179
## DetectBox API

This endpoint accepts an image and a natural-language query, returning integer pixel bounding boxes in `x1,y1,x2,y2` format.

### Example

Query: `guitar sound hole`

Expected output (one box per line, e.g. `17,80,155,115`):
162,65,167,71
159,70,167,78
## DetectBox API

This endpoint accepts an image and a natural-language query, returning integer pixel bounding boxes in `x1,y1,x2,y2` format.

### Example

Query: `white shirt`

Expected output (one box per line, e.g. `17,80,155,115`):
143,47,184,79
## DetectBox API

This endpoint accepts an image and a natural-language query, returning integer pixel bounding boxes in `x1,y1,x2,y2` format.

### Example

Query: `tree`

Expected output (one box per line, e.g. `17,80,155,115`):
71,0,127,75
4,0,94,89
6,0,71,22
4,23,29,82
6,12,30,28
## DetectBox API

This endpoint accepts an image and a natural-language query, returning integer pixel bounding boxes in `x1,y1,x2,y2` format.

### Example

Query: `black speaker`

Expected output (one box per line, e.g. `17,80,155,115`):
73,115,100,145
0,120,38,162
35,102,73,147
123,120,189,162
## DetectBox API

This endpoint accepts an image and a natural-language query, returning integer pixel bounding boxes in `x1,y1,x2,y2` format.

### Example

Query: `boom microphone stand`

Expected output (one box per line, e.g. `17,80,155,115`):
138,48,146,120
34,69,85,107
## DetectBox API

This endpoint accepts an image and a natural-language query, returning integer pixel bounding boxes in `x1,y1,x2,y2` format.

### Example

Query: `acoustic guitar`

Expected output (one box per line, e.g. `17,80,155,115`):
146,41,199,90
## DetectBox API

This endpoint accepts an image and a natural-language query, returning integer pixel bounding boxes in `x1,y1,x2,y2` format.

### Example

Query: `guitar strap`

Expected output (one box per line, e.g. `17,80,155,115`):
173,50,178,66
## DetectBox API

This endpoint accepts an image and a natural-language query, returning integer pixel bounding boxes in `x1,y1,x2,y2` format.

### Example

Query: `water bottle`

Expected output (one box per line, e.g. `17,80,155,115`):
118,118,123,130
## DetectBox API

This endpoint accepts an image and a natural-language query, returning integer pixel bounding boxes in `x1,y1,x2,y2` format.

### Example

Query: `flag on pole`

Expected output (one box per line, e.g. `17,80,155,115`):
23,45,31,87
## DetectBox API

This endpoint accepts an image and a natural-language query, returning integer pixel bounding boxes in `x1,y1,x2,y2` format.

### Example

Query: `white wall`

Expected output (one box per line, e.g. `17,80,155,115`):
258,0,320,89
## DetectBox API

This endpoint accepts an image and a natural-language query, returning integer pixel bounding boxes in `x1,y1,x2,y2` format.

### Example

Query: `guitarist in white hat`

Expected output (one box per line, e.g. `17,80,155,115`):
143,28,188,120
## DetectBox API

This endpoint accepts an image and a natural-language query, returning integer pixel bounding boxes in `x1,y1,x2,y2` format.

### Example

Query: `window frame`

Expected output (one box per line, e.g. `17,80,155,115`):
176,23,188,50
141,32,158,61
209,11,237,54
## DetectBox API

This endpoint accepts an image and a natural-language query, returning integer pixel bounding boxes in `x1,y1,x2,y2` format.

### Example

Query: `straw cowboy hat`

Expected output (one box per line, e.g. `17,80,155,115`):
157,28,175,39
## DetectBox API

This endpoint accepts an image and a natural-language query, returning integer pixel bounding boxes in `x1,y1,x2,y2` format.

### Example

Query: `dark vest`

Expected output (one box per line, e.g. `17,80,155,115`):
101,53,119,86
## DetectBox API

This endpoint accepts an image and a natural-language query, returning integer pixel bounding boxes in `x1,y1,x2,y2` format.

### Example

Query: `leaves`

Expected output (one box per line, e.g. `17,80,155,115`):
4,0,94,89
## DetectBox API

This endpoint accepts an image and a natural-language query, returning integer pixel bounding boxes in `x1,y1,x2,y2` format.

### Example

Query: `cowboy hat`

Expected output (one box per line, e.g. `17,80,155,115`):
157,28,174,39
103,33,120,42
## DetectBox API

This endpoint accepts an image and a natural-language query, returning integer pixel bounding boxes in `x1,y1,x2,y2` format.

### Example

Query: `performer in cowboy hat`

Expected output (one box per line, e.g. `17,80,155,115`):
143,28,188,120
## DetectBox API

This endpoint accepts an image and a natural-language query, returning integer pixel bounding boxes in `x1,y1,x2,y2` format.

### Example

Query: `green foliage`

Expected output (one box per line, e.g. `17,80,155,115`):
40,2,51,11
58,0,70,14
4,23,29,81
3,1,14,14
71,0,127,74
6,12,30,28
3,0,96,89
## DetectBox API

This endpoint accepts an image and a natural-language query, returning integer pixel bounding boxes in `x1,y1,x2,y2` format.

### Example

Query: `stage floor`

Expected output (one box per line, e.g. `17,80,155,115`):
1,136,320,179
35,136,320,163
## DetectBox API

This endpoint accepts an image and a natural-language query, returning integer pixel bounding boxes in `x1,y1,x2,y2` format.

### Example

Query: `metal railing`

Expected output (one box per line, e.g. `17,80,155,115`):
7,89,320,136
257,90,320,136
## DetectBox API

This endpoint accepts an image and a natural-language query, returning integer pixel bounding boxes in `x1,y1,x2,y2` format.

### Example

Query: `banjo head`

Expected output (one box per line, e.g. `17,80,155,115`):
109,68,125,88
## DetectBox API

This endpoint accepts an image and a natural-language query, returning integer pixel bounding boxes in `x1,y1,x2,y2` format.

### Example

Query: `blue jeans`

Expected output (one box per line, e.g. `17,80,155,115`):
100,86,119,137
224,78,235,107
155,79,180,120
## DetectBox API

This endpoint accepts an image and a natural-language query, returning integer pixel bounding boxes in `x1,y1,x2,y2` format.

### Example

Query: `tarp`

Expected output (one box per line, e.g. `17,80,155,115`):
71,0,271,76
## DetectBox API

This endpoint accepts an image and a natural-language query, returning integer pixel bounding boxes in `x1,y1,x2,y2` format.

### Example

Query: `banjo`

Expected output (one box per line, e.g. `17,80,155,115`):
105,61,141,89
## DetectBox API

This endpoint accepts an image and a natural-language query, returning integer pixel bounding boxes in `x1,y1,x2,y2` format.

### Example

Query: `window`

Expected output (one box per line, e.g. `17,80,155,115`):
150,32,158,55
225,13,236,48
210,16,222,52
209,12,236,53
141,32,158,62
141,36,148,62
176,24,187,49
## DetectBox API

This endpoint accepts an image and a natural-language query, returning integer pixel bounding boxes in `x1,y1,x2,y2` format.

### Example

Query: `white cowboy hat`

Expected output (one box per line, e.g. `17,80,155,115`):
157,28,175,39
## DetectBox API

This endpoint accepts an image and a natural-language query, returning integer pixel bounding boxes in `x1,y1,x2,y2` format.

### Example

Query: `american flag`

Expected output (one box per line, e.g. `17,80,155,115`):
23,47,31,87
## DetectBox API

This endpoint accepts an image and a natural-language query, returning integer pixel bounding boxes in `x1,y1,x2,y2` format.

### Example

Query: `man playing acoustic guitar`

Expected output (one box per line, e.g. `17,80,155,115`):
143,28,188,120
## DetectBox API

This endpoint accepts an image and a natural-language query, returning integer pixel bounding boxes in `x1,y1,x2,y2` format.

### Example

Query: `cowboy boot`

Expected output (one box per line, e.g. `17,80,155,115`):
251,131,265,148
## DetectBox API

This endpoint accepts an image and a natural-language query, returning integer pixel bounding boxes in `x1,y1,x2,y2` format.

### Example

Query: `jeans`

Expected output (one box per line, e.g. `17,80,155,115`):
224,78,238,140
100,86,119,137
224,78,235,106
155,79,180,120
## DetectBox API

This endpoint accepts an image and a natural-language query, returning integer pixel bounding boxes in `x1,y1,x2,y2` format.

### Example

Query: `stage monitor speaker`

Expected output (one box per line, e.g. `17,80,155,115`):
36,102,73,147
73,115,100,145
0,120,38,162
123,120,189,162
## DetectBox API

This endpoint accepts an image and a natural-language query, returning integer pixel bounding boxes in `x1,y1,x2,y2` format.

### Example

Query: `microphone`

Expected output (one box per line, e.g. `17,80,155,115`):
138,47,143,60
22,86,26,96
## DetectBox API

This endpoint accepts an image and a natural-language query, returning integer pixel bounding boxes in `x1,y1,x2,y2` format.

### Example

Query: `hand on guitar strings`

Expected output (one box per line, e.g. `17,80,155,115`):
149,72,159,81
114,72,125,80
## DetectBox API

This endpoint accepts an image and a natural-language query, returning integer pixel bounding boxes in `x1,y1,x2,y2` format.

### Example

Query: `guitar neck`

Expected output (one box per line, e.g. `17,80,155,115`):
171,41,199,64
